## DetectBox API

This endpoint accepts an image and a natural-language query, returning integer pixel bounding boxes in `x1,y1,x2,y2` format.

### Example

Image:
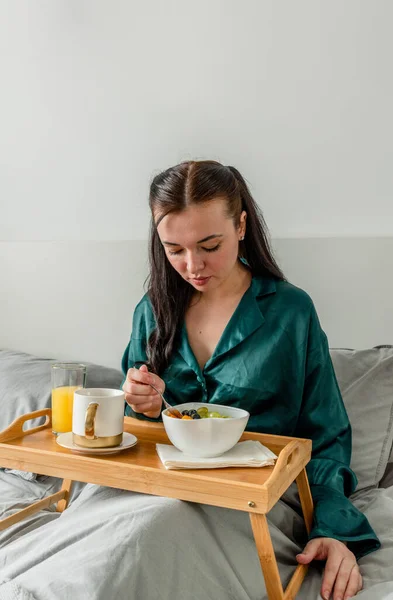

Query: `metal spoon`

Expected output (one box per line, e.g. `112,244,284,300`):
149,383,182,418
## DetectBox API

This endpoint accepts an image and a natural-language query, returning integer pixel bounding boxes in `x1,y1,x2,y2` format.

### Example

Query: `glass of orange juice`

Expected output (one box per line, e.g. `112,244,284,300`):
51,363,86,435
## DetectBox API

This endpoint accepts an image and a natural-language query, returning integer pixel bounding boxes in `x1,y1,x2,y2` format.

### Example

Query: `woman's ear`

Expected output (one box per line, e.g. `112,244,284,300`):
239,211,247,240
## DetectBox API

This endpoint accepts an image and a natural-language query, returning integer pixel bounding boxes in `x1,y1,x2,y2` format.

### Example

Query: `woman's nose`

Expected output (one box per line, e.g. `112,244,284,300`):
186,251,205,275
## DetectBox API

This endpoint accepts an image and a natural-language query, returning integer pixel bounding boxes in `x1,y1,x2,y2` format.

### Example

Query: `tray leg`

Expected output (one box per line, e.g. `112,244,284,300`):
0,490,67,531
250,468,315,600
296,468,314,534
56,479,73,513
281,468,315,599
249,512,284,600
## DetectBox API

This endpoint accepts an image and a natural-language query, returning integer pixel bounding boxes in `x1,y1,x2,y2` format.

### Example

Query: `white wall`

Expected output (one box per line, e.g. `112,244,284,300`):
1,0,393,241
1,2,393,367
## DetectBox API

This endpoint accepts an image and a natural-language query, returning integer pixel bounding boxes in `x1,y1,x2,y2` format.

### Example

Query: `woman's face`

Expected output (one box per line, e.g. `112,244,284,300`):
156,197,246,293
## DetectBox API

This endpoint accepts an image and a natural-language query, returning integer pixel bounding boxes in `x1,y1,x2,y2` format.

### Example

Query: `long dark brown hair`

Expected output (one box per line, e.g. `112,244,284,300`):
146,160,284,374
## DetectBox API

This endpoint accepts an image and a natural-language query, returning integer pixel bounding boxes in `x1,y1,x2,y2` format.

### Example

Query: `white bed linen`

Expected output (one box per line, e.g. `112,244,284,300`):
0,482,391,600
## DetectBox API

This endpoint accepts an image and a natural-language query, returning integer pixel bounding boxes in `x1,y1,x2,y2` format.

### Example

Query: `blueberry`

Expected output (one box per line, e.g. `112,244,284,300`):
188,409,197,416
192,413,201,419
181,410,189,416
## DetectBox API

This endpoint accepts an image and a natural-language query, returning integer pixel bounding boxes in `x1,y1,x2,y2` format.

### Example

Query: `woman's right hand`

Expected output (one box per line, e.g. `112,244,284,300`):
122,364,164,419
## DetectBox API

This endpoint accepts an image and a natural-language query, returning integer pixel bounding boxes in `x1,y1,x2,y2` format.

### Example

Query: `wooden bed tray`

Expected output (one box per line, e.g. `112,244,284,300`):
0,409,313,600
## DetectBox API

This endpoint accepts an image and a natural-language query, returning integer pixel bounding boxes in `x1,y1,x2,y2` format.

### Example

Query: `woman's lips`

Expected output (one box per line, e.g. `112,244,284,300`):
191,276,211,286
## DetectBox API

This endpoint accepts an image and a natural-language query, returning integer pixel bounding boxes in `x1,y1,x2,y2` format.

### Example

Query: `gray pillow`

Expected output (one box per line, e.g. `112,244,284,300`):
0,349,123,432
330,346,393,491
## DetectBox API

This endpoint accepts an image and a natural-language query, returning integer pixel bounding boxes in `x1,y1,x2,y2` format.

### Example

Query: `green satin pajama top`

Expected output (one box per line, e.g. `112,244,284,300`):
122,275,380,559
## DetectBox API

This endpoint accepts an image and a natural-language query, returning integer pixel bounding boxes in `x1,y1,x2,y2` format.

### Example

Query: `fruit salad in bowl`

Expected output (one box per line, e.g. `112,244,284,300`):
162,402,249,457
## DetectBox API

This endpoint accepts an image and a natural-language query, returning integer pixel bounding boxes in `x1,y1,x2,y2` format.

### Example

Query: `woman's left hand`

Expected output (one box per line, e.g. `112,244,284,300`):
296,537,362,600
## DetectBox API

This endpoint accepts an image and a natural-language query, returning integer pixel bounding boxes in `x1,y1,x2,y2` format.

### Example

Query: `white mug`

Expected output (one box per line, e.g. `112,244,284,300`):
72,388,125,448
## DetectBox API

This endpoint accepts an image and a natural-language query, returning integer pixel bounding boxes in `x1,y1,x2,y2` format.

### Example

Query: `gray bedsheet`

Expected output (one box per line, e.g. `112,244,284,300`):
0,472,86,550
0,481,392,600
0,472,61,550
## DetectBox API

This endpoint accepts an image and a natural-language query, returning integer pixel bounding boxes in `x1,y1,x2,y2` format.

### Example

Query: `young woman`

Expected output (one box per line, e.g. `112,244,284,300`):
122,160,380,600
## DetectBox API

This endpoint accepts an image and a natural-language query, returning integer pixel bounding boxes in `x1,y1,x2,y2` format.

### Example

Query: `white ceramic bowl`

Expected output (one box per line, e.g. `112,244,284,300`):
162,402,250,458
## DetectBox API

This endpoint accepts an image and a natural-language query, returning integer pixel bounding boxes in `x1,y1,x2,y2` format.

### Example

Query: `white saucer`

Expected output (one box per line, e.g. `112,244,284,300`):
56,432,138,455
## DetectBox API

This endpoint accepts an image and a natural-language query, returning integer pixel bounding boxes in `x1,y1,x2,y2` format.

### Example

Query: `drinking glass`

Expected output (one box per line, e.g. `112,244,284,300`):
51,363,86,435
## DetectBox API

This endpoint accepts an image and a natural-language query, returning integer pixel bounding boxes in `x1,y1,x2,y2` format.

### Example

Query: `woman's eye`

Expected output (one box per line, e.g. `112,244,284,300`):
202,244,220,253
167,244,220,256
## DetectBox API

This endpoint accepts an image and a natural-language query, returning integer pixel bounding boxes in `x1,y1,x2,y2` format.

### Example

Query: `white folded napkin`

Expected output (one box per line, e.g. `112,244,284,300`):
156,440,277,470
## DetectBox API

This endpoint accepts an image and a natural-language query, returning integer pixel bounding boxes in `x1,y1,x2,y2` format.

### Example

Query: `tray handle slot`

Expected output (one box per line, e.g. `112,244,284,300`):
264,440,308,508
273,440,302,474
0,409,52,443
